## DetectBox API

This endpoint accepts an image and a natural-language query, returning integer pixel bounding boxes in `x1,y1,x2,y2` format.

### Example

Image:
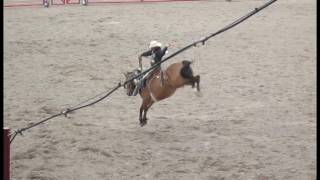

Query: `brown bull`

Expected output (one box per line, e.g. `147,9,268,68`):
124,60,200,126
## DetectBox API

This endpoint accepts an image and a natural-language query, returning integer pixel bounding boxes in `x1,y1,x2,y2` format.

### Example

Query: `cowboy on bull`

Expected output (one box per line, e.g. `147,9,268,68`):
131,40,169,96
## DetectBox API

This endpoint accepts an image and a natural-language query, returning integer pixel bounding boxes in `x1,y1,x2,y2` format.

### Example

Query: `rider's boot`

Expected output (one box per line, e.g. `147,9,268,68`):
132,80,141,96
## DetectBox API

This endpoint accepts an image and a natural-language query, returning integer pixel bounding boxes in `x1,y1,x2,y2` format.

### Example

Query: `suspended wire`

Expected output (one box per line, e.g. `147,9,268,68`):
9,83,121,143
68,87,117,110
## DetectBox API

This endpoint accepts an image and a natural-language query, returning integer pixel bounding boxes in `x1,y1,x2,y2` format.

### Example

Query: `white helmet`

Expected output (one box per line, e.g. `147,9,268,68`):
149,40,162,49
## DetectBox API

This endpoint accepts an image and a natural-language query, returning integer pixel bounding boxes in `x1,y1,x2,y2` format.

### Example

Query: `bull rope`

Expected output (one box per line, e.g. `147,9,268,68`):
9,0,277,143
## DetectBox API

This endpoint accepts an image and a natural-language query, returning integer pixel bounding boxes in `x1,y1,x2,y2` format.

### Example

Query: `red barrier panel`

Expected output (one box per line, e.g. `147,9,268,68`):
3,127,11,180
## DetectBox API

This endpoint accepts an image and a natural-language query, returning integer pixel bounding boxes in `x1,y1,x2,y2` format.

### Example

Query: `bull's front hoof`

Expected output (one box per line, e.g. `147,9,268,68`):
140,122,146,127
196,91,203,97
140,120,147,127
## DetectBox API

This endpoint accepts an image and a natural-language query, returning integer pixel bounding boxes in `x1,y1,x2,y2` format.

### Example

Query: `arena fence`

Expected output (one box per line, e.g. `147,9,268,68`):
3,0,83,7
4,0,201,8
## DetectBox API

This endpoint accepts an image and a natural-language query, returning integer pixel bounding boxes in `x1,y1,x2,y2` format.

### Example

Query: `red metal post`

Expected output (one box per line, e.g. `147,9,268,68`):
3,127,11,180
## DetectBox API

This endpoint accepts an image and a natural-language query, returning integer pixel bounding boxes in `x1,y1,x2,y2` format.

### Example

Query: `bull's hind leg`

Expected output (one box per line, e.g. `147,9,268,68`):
194,75,200,92
180,62,200,91
189,75,202,97
189,75,200,91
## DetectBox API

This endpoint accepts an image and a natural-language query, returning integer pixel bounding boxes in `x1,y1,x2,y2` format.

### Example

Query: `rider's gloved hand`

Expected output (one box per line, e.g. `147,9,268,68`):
165,43,170,54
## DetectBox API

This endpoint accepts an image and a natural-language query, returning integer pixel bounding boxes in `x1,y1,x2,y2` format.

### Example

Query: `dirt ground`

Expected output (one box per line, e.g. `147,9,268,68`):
4,0,316,179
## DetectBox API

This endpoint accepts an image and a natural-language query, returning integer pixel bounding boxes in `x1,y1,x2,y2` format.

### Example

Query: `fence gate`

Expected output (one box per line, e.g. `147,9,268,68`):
50,0,81,5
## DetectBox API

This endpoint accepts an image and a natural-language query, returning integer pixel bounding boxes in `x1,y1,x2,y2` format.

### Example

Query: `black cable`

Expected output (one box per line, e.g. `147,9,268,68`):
10,83,122,144
10,112,63,143
67,83,122,113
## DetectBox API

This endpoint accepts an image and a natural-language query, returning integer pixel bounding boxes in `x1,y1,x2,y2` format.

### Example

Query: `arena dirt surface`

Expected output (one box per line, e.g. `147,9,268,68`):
4,0,316,179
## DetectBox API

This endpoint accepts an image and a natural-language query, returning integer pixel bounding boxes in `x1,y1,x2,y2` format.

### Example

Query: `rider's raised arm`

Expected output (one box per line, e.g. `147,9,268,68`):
139,50,152,70
161,46,168,57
